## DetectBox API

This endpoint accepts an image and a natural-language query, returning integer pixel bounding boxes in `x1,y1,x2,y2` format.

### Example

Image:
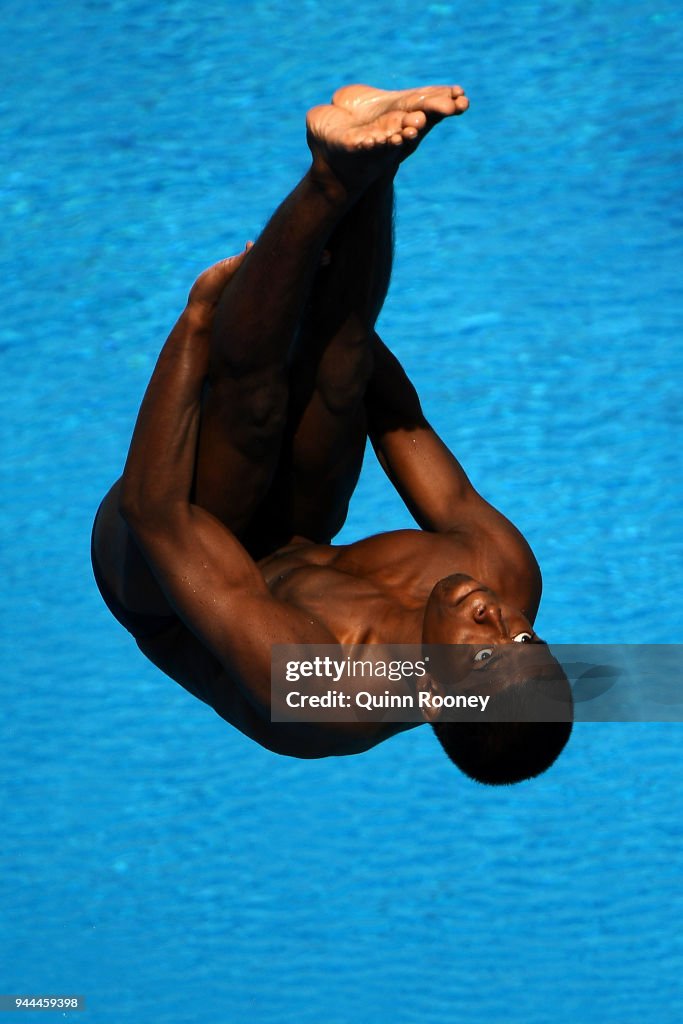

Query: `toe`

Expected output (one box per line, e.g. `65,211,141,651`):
402,110,426,130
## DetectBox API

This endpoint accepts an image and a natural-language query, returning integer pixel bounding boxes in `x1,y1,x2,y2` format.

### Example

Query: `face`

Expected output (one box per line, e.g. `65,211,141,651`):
419,574,557,718
421,572,546,673
423,574,538,644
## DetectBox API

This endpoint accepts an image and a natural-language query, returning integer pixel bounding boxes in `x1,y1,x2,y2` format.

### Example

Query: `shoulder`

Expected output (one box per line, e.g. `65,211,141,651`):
337,528,434,560
332,529,439,580
454,513,542,620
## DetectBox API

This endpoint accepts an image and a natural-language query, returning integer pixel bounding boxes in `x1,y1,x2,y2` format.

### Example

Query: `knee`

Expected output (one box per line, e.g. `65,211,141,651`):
316,329,374,416
210,371,289,454
246,375,288,434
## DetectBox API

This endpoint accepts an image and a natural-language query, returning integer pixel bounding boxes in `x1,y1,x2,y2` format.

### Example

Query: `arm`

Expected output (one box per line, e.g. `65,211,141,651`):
365,334,484,531
365,335,539,558
119,253,334,717
365,334,542,620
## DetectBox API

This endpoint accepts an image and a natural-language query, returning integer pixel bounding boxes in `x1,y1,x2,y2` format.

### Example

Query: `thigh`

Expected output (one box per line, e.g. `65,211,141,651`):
193,365,289,536
245,314,375,549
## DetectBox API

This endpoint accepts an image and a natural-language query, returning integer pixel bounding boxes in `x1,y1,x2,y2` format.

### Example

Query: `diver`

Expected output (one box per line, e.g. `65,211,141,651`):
92,83,571,783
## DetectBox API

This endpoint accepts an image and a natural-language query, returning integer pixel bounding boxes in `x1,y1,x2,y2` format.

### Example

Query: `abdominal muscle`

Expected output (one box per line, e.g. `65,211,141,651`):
262,546,394,646
258,528,469,646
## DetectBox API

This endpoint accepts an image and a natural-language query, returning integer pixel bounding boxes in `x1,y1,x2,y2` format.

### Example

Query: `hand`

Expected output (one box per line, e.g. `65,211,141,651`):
186,242,253,325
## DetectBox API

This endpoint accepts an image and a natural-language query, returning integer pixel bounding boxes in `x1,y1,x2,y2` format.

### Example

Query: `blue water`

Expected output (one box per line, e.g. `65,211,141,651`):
2,1,682,1021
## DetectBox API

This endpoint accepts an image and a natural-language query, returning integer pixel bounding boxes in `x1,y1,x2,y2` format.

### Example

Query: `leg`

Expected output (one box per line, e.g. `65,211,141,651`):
92,83,468,631
251,86,469,545
246,172,397,551
194,83,468,534
93,163,350,628
193,168,353,534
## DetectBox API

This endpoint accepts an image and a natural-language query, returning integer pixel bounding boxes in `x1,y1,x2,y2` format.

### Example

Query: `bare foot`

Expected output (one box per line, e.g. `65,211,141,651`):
306,83,468,192
332,83,469,120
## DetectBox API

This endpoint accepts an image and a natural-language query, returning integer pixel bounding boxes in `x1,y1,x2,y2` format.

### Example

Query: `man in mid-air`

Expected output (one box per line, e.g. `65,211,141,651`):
92,83,572,783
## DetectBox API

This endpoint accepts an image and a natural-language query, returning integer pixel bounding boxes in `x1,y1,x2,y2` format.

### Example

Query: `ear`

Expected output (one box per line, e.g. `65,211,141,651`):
417,674,446,724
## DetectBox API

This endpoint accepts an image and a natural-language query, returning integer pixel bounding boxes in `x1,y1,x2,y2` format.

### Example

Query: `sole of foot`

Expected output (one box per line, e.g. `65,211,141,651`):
306,83,468,192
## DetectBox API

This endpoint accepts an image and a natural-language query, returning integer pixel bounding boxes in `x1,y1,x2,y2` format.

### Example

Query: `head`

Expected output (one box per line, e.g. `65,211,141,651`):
419,574,573,785
422,573,538,649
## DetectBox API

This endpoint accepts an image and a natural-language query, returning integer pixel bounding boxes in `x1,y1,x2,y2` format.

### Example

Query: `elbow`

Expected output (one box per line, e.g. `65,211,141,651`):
118,481,144,530
118,480,186,538
118,475,159,531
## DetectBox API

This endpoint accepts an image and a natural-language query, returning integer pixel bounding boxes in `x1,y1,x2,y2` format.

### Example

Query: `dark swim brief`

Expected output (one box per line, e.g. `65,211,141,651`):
91,508,177,641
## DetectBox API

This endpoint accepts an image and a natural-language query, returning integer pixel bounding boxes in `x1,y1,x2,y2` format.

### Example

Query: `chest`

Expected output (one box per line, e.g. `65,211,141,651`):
269,563,394,644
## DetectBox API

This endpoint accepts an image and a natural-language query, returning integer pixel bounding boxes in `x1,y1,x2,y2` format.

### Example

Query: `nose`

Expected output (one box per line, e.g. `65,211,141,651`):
471,597,504,630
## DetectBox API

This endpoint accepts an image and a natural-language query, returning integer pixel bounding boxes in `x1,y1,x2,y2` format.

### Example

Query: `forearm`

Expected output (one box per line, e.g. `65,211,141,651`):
119,253,248,527
366,334,475,531
369,416,474,532
119,307,209,526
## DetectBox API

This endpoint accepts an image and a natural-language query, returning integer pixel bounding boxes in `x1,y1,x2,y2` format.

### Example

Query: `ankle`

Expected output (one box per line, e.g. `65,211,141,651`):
306,157,356,208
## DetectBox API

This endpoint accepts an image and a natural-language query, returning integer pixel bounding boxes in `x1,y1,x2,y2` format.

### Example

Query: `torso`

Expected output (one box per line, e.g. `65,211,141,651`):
259,534,411,645
259,526,530,643
136,526,538,759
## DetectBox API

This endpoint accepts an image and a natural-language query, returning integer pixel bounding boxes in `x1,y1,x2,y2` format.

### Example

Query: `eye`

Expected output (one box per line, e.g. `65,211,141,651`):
513,632,533,643
474,648,494,662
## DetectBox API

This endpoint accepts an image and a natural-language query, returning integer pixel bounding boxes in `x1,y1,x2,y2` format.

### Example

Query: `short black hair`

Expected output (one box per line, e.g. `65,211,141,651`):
432,675,573,786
